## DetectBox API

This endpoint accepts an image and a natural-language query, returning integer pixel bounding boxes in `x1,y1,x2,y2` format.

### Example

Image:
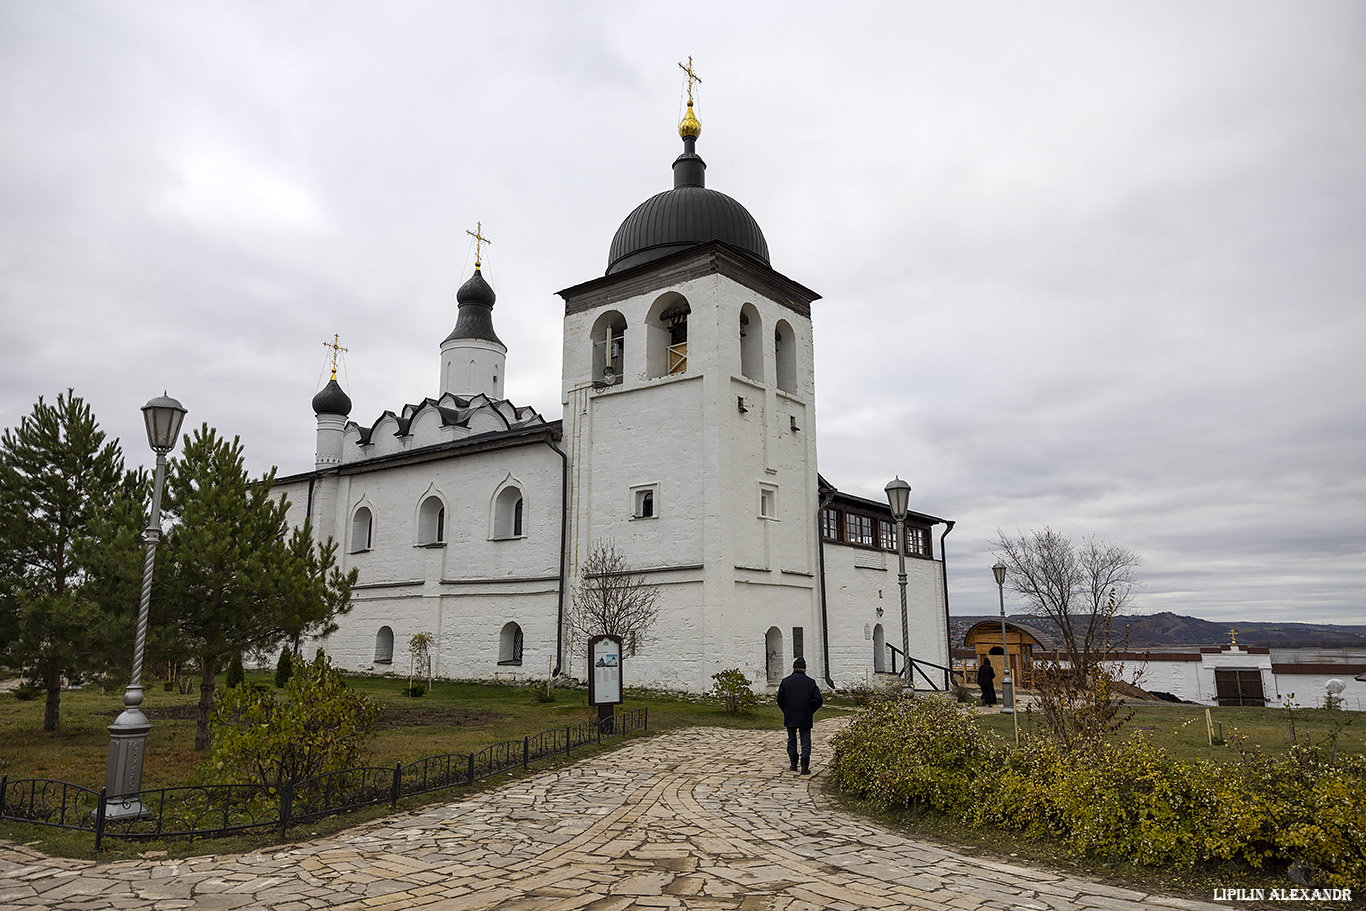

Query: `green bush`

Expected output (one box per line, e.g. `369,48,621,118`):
403,684,426,698
710,668,757,715
203,651,378,788
274,646,293,688
12,684,40,701
830,696,994,816
832,702,1366,887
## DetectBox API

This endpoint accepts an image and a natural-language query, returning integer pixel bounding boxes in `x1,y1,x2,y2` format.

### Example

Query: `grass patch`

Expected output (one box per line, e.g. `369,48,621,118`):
0,671,815,858
971,700,1363,761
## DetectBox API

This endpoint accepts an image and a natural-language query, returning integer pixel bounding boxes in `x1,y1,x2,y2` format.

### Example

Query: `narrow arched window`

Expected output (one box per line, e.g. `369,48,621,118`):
873,624,886,673
418,495,446,545
646,293,690,378
493,485,524,539
775,319,797,392
739,303,763,381
350,506,373,553
498,622,524,666
375,626,395,664
591,310,627,386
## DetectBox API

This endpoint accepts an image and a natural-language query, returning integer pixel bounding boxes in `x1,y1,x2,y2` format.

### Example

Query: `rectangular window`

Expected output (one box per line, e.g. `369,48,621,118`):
845,513,875,547
879,520,898,552
759,484,778,519
820,508,842,541
792,627,804,660
632,484,658,519
905,526,929,557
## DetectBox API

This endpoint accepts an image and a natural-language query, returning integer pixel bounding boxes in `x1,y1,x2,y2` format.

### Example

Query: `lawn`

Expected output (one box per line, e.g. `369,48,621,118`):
0,671,804,857
969,699,1365,761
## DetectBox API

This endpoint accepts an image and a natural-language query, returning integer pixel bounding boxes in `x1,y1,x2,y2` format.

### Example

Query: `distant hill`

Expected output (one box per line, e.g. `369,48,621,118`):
949,611,1366,650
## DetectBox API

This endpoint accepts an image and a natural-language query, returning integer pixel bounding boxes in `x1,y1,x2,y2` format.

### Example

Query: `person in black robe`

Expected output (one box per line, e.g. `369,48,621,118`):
977,656,997,706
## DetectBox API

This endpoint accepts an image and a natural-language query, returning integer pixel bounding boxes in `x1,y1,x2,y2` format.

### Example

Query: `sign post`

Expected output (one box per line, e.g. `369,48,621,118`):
588,634,623,734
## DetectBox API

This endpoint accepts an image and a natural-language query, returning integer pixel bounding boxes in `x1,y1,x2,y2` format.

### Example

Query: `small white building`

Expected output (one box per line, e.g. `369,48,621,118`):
274,97,952,694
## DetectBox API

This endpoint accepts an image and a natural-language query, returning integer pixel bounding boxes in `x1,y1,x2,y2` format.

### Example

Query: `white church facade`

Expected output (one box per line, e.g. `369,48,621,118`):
274,95,953,694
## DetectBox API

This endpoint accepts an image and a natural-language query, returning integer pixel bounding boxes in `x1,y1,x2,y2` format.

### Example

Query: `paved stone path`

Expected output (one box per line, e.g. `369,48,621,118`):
1,722,1228,910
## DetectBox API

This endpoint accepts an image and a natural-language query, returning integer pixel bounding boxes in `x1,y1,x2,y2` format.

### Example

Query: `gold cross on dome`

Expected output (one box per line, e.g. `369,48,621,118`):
466,222,492,268
678,56,702,104
323,333,348,380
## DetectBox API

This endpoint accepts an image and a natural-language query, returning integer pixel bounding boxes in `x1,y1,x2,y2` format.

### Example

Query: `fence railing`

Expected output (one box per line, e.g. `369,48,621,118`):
0,707,647,850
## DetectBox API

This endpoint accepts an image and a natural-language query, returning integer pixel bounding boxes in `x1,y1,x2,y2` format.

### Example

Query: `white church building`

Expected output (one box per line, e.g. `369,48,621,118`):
275,95,953,694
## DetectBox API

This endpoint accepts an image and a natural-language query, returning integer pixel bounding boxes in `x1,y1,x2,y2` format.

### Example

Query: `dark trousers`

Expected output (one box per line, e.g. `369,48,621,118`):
786,726,812,763
981,683,996,706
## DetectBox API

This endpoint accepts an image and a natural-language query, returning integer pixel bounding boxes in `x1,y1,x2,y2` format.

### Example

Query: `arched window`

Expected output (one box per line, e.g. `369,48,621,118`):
765,626,784,684
645,293,689,378
350,506,373,553
775,319,797,392
375,626,394,664
493,485,524,539
873,624,886,673
739,303,763,381
418,495,445,545
498,622,524,666
591,310,627,386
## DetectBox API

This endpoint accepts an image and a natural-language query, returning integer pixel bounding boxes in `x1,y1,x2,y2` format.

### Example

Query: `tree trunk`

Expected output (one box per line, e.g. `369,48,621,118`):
196,654,217,750
43,667,62,732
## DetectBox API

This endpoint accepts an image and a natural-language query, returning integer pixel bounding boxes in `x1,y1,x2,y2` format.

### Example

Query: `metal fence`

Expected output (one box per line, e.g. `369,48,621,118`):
0,707,647,850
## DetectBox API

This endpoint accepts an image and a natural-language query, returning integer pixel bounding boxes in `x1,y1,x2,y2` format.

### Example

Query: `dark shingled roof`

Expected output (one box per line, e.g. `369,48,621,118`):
444,267,503,346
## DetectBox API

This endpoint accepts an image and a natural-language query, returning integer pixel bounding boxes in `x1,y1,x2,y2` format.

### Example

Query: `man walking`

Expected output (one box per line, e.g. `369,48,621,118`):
776,657,823,775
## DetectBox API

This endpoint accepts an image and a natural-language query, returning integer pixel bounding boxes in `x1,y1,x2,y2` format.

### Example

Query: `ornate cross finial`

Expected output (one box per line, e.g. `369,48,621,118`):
466,222,492,268
1230,627,1238,647
323,333,348,380
678,56,702,104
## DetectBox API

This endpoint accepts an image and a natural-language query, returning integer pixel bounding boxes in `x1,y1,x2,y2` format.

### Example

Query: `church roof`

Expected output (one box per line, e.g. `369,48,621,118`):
443,266,503,346
605,101,770,276
311,377,352,416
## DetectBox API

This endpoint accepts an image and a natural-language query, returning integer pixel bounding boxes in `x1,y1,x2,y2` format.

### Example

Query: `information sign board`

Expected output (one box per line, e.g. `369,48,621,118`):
588,634,623,706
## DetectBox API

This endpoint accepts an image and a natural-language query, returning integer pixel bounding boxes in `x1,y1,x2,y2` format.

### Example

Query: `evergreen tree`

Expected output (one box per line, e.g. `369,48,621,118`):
159,424,356,749
0,391,146,731
274,646,293,688
225,652,245,689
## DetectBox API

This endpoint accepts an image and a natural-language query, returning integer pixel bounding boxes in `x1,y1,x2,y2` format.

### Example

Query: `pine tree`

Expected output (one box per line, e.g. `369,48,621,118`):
159,424,356,749
0,391,146,731
274,646,293,688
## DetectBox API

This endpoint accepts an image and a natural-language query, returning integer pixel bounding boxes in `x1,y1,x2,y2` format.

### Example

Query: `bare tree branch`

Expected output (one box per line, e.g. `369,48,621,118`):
993,527,1141,669
567,539,660,661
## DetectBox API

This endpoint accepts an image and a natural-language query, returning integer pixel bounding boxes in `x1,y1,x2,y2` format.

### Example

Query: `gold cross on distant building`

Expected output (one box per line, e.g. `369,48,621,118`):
678,56,702,104
467,222,492,268
323,333,348,380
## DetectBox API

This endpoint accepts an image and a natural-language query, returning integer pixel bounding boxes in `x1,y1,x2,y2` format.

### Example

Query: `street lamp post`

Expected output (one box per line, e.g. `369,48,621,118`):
992,561,1015,714
884,477,911,693
105,394,186,819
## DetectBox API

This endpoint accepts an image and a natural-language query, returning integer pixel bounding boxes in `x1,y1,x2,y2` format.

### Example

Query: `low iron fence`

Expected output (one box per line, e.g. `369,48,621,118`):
0,707,647,850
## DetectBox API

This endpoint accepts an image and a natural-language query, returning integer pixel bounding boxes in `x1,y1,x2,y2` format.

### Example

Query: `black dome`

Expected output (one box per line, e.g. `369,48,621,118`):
607,186,770,275
445,266,503,346
606,126,770,275
311,378,352,416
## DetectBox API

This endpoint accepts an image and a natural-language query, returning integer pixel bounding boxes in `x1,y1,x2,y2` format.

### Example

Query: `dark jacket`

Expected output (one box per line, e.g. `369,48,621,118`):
777,670,823,729
977,659,996,688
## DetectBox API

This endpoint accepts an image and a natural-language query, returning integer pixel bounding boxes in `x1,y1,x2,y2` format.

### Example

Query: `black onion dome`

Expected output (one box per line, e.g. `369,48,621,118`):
607,186,770,275
311,378,352,416
606,122,770,275
444,266,504,346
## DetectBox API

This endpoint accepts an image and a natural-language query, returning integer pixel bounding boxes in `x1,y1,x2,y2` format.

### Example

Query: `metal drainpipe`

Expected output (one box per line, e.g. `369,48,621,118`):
817,491,836,690
938,520,956,690
546,435,570,677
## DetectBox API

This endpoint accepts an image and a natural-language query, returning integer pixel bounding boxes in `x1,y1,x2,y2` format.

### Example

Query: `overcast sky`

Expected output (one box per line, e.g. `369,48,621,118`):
2,1,1363,626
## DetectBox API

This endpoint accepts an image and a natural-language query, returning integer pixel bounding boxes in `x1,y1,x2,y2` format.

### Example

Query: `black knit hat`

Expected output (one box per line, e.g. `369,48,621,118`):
793,657,806,670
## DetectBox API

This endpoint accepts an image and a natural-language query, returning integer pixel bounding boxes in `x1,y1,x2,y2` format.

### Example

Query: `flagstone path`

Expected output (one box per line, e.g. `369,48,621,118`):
0,721,1230,910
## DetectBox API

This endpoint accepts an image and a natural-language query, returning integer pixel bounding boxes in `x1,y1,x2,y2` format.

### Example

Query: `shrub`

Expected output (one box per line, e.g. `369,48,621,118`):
203,651,379,788
12,684,41,701
403,684,426,698
274,646,293,688
710,668,757,715
225,653,245,689
830,696,996,816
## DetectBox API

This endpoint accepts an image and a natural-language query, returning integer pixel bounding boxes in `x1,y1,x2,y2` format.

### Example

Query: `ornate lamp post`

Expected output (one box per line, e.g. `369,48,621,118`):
884,477,911,692
105,393,186,818
992,561,1015,714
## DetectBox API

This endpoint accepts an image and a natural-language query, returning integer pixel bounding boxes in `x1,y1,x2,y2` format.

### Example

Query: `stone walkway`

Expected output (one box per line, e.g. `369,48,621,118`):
0,722,1229,910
